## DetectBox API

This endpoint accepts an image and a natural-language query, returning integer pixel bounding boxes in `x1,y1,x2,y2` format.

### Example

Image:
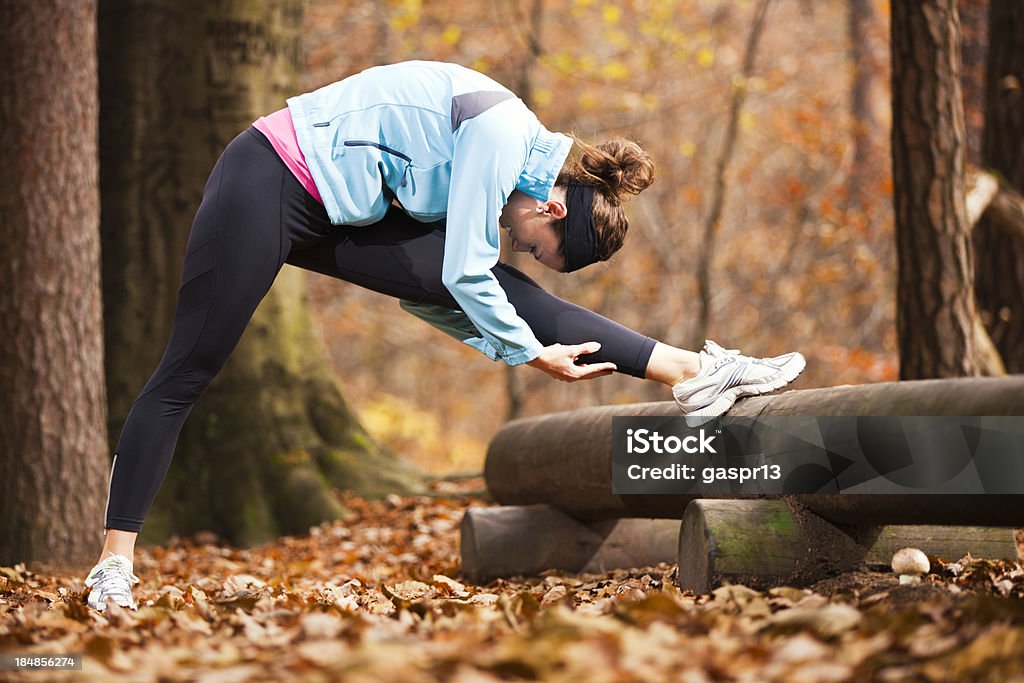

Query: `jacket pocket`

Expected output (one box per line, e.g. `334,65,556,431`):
343,140,413,187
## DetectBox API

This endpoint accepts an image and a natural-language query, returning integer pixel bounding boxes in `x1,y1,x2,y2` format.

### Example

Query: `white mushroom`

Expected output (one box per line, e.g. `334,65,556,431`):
892,547,930,584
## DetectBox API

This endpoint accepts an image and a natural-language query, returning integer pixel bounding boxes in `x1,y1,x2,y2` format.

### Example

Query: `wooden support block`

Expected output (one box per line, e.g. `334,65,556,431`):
678,499,833,594
460,505,680,583
678,499,1019,594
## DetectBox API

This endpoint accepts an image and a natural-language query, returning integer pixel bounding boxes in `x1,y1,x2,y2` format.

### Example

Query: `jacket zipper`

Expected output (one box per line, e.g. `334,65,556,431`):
343,140,413,187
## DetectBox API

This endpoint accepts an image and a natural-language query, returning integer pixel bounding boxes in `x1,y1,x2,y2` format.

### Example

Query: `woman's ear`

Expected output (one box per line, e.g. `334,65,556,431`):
543,200,568,220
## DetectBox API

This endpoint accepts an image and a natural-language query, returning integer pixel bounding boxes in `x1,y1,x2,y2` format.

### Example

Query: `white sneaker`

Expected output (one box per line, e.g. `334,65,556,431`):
84,553,139,611
673,340,805,426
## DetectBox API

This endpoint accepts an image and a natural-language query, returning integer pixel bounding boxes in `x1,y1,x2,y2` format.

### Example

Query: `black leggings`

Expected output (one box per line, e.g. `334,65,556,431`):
104,128,656,532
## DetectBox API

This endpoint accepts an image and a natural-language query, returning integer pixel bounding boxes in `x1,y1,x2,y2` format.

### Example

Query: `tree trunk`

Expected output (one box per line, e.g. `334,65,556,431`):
98,0,422,547
975,0,1024,372
692,0,772,350
847,0,885,211
891,0,980,379
0,0,109,565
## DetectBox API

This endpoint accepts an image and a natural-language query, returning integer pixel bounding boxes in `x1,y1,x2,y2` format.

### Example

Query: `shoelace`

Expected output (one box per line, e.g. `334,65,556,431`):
706,345,742,371
87,562,139,604
705,341,741,358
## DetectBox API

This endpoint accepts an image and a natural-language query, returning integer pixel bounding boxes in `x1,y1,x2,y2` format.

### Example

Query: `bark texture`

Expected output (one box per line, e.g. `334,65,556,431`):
891,1,979,379
974,0,1024,372
958,0,989,167
99,0,421,547
0,0,110,565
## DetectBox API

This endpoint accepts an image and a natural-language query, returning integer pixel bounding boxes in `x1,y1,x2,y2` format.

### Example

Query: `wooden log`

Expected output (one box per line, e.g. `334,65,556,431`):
858,525,1019,565
797,493,1023,526
485,400,699,520
678,499,1019,594
484,376,1024,525
460,505,679,583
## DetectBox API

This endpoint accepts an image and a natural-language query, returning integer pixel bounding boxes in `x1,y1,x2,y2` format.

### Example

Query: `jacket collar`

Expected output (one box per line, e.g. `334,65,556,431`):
516,127,572,201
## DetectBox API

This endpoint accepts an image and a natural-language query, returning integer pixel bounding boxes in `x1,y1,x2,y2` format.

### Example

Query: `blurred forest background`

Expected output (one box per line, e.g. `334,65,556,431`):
5,0,1022,561
6,5,1024,677
302,0,899,473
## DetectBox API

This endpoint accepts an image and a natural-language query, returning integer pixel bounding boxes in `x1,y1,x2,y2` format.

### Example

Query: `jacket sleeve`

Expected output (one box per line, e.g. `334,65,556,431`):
440,102,544,366
398,300,502,361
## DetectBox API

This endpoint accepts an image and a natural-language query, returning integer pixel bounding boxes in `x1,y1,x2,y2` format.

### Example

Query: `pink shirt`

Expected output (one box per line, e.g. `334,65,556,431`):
252,108,324,204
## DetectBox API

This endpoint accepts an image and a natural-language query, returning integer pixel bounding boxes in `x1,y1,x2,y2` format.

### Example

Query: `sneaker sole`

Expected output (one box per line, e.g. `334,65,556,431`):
86,596,138,611
681,353,806,427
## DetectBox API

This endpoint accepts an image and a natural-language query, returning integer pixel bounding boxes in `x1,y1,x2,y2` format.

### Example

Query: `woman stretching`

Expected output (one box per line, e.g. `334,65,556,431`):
84,61,804,611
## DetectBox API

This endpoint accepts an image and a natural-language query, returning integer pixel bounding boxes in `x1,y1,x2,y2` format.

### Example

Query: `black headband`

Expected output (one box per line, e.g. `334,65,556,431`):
562,183,599,273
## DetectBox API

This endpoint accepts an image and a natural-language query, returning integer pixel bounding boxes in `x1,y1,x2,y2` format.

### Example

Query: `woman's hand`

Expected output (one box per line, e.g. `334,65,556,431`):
526,342,617,382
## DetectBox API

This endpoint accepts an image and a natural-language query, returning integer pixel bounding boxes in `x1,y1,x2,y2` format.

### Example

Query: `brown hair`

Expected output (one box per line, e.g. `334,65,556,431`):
554,136,655,262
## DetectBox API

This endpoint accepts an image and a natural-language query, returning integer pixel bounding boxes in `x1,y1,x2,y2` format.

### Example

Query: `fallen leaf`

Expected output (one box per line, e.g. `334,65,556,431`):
223,574,266,593
433,574,471,598
299,611,344,640
761,603,862,640
540,585,569,607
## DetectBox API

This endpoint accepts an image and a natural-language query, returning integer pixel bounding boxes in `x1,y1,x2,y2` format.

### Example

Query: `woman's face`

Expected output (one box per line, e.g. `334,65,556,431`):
498,189,568,272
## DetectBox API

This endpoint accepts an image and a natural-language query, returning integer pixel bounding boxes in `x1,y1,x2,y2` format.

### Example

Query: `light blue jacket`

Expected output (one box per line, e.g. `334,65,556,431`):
287,61,572,365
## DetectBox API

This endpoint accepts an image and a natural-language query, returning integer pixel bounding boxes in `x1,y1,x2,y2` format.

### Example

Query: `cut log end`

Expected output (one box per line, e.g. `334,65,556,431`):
678,501,714,595
679,499,808,594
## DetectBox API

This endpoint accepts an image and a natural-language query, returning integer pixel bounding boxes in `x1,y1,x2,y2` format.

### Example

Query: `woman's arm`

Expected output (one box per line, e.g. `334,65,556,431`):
399,300,616,380
441,101,544,365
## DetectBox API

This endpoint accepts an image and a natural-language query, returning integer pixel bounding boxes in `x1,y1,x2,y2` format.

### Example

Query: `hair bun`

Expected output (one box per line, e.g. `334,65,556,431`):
578,138,655,205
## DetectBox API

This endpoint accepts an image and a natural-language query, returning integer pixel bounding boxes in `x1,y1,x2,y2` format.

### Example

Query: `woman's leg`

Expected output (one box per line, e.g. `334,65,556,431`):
286,207,802,428
284,207,691,380
101,130,332,547
646,343,702,386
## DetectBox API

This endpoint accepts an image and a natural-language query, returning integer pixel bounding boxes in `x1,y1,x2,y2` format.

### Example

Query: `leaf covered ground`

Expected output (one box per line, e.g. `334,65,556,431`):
3,482,1024,682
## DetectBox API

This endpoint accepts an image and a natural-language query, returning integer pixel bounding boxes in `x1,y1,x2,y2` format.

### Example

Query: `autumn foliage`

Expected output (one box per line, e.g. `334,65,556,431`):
3,484,1024,681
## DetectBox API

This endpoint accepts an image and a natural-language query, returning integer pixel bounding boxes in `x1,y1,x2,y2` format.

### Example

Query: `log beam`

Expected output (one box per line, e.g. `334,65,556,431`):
485,377,1024,525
